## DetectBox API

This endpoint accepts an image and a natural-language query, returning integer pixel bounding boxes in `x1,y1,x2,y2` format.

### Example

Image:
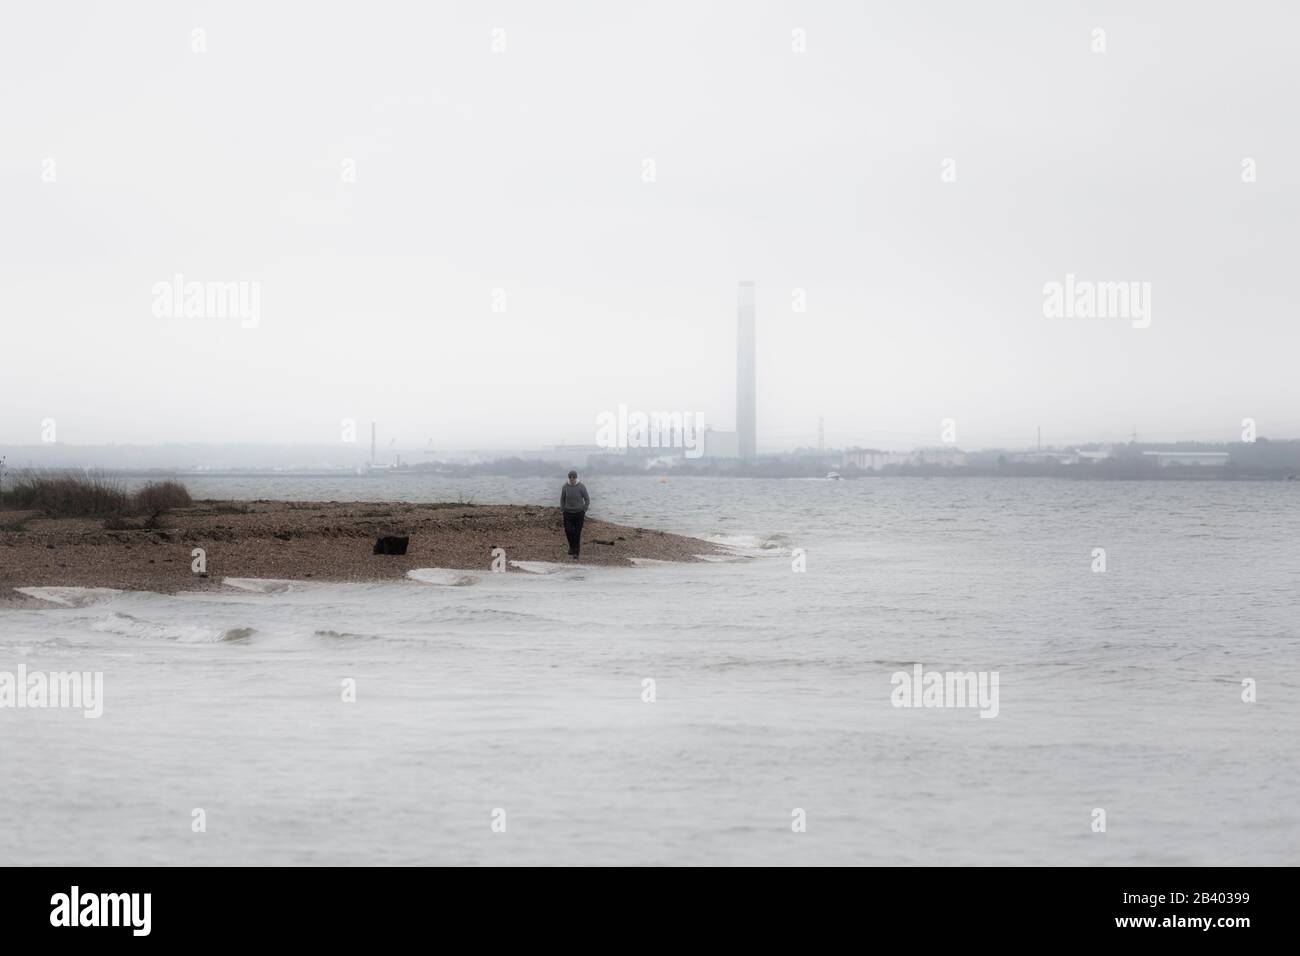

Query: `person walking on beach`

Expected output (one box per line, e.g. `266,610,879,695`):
560,470,589,559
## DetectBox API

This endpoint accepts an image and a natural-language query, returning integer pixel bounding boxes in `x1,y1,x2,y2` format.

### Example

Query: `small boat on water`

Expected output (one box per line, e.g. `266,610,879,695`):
825,471,842,480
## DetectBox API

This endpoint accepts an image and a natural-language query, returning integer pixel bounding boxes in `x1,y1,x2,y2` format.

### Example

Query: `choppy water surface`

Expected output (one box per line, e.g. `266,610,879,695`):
1,476,1297,865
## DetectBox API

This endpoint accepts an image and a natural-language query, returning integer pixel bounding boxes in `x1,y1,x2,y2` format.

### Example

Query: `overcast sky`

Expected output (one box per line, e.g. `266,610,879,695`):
2,1,1297,452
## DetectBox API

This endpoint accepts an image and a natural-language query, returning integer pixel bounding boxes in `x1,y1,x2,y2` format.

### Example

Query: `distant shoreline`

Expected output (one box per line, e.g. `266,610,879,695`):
5,439,1300,482
0,500,721,604
5,468,1298,482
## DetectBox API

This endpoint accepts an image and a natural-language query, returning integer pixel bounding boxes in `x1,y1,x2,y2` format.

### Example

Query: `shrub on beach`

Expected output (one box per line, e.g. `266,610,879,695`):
134,480,193,514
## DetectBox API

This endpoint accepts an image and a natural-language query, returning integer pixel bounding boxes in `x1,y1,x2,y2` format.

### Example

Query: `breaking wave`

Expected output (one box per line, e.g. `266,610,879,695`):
89,612,254,643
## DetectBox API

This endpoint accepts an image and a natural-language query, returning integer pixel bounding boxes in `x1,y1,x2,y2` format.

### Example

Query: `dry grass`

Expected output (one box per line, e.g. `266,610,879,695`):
0,472,193,519
2,471,130,516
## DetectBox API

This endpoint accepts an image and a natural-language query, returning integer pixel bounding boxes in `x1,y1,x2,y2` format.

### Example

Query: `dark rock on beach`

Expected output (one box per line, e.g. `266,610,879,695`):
373,535,410,555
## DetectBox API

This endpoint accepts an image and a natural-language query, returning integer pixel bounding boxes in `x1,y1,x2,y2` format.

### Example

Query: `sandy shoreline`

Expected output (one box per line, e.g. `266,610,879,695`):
0,500,721,605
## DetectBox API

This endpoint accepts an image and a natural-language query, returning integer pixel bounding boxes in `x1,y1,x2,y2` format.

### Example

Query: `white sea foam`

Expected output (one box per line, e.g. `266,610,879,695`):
703,533,787,557
15,587,122,607
406,568,481,586
221,578,299,594
508,560,573,574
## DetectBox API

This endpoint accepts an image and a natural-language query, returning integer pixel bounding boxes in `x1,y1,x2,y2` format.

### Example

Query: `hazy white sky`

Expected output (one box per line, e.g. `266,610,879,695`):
2,1,1297,451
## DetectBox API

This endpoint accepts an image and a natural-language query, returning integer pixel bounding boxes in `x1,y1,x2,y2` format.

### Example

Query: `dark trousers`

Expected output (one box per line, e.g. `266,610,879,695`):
563,510,585,556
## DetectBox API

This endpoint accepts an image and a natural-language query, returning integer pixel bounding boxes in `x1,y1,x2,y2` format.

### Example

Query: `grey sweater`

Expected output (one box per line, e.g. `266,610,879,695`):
560,482,590,513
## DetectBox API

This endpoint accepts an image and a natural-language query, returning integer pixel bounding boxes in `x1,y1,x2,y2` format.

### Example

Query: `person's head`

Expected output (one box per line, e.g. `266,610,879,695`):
567,470,578,484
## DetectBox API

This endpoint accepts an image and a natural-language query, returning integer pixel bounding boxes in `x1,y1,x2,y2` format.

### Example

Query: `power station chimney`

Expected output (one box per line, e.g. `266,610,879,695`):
370,422,376,465
737,281,756,458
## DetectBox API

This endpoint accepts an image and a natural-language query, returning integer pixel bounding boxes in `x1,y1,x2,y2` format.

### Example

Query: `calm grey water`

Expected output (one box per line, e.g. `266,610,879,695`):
1,476,1297,865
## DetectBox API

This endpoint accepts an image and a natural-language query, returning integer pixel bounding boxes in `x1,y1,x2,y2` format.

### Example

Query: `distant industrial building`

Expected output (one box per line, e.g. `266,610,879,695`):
1076,448,1115,462
1142,451,1230,467
1011,451,1080,465
841,447,967,470
736,281,756,458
